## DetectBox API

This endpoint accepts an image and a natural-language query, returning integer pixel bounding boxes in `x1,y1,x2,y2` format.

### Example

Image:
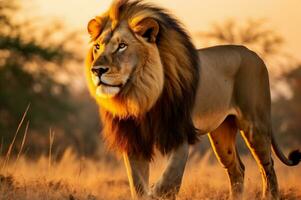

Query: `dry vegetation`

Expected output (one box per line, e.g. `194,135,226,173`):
0,147,301,200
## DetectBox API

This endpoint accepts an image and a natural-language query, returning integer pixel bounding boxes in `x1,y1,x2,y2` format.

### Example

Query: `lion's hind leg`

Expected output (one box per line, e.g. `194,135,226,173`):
208,115,245,200
240,122,279,200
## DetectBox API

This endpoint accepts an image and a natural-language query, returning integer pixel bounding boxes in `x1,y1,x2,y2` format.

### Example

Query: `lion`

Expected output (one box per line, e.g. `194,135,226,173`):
85,0,301,199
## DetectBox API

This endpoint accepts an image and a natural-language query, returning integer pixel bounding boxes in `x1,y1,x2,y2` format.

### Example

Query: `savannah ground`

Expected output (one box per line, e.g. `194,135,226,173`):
1,147,301,200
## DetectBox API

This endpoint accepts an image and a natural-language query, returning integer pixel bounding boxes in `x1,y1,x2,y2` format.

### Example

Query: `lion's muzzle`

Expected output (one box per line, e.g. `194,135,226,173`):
91,65,125,98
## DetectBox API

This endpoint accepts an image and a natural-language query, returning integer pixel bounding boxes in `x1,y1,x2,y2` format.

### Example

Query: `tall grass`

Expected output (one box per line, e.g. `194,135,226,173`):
1,147,301,200
0,104,300,199
48,129,55,174
1,104,30,173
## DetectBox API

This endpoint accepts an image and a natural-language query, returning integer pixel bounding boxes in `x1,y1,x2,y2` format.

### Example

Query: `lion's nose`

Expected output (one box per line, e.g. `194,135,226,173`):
92,66,109,76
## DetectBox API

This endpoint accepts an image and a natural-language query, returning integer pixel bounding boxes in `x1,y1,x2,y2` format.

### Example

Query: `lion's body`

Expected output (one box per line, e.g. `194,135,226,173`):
193,45,270,134
193,45,275,199
86,1,301,199
194,45,242,133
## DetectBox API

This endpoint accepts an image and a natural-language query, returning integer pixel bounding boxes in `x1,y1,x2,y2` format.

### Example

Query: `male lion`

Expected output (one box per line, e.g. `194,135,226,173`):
85,0,301,199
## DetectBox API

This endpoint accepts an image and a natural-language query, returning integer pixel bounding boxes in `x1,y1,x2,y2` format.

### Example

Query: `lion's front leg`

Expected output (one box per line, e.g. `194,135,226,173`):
151,141,189,200
123,153,150,199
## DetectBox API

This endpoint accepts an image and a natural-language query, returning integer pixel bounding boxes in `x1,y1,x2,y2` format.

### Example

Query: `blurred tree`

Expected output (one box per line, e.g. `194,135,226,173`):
272,65,301,148
0,0,100,158
198,19,284,59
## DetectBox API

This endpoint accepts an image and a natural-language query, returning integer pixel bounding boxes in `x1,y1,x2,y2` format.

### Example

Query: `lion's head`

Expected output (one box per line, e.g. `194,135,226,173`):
86,0,164,118
86,0,200,159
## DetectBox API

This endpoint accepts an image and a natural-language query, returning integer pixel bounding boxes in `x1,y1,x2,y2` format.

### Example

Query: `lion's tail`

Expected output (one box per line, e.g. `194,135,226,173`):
271,132,301,166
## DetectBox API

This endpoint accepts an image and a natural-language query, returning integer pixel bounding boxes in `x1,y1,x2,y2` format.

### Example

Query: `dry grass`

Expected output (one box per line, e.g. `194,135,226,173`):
0,148,300,200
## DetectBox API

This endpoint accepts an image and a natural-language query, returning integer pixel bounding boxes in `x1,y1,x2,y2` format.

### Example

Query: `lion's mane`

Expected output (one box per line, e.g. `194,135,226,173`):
87,0,200,160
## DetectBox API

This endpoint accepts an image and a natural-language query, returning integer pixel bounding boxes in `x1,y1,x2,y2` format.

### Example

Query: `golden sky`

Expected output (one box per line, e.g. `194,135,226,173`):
25,0,301,60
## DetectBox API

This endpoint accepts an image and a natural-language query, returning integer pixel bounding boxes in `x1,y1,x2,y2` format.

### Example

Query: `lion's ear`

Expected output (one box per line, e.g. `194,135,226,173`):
87,18,103,40
130,18,159,43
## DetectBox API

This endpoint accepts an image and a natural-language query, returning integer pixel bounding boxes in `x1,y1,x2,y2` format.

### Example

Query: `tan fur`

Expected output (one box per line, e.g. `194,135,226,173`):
85,1,300,200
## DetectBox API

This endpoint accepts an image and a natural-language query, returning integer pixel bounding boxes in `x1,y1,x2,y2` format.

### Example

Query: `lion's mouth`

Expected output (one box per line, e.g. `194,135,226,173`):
91,72,131,98
99,80,123,88
92,75,125,98
91,73,123,88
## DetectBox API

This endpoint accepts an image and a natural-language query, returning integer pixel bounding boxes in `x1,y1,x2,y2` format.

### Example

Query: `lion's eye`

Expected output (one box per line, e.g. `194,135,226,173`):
117,43,127,52
94,44,100,50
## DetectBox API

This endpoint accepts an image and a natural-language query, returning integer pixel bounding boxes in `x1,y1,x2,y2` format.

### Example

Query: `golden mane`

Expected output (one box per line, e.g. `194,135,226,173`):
86,0,200,160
